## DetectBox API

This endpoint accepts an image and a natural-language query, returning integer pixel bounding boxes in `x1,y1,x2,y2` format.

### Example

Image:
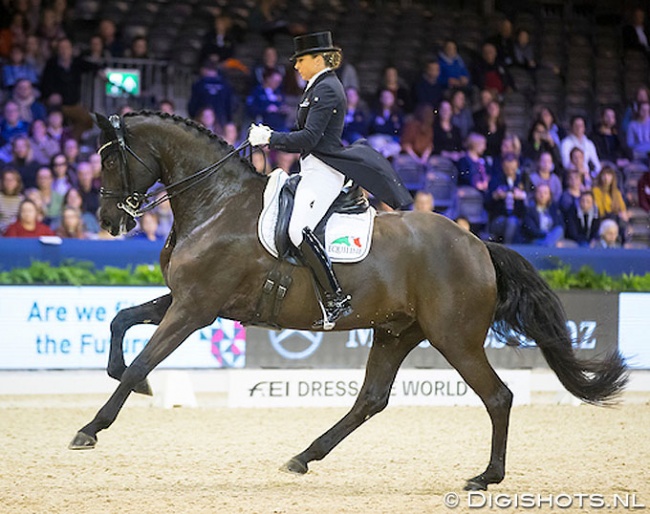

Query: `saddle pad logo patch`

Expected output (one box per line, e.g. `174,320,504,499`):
328,235,364,256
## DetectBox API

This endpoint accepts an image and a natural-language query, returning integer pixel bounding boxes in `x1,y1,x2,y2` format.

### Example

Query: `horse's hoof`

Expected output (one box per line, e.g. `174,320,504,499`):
280,457,308,475
68,431,97,450
132,379,152,396
464,475,489,491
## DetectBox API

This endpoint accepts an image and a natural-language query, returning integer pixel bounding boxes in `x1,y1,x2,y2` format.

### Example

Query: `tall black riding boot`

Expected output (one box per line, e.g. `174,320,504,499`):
299,227,352,329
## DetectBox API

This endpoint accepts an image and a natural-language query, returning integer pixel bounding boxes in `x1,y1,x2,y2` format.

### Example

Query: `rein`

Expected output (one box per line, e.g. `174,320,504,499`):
99,115,252,218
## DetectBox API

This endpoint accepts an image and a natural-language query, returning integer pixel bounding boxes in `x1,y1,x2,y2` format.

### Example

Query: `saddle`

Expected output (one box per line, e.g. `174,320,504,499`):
258,169,376,265
275,174,369,263
253,169,374,327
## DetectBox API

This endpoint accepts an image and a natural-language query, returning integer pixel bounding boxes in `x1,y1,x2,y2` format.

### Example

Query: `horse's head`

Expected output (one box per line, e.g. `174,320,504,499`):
93,112,160,236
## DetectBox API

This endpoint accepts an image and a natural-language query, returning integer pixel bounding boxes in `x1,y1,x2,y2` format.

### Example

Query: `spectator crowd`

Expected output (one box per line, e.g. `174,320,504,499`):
1,0,650,250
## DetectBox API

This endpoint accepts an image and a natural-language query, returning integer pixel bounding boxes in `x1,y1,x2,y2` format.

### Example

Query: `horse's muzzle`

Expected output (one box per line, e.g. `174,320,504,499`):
101,215,136,236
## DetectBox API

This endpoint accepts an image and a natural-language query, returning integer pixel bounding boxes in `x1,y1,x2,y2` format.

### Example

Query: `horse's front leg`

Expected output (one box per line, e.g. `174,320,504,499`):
108,293,173,395
282,326,422,474
69,300,212,450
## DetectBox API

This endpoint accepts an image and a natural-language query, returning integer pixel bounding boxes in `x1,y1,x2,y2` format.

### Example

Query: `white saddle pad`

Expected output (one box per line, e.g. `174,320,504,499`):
258,169,376,263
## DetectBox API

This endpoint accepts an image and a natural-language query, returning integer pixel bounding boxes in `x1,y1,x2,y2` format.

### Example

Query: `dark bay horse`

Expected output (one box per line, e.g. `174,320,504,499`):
70,111,628,491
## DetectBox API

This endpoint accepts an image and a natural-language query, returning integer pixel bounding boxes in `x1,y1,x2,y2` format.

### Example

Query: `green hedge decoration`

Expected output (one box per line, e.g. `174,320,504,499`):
0,261,649,291
0,260,164,286
538,265,650,291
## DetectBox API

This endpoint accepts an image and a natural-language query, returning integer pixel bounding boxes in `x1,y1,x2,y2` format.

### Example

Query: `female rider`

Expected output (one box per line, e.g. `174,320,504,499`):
248,32,412,329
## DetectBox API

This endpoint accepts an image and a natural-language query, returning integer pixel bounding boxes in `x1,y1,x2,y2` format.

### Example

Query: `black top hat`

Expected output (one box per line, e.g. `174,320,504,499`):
290,31,340,61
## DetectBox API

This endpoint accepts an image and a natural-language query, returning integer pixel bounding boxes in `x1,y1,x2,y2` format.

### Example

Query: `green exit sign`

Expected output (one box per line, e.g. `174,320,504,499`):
105,68,141,97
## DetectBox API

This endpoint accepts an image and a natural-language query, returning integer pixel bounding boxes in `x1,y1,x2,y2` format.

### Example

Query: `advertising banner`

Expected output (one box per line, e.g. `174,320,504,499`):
619,293,650,369
0,287,621,371
228,369,531,408
0,286,245,370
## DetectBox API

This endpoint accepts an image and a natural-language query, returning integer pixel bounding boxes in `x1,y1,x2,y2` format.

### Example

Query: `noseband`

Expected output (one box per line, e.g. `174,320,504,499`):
98,115,251,218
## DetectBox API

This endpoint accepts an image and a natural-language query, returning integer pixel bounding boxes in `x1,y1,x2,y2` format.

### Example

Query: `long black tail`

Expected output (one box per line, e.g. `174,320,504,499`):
485,242,628,405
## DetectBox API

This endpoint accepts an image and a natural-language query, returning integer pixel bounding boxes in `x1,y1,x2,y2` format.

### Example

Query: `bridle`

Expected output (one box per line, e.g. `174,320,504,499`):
98,115,251,218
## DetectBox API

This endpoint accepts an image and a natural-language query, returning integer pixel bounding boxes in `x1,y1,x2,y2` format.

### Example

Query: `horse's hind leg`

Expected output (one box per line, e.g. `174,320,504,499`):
282,325,422,474
438,342,513,491
108,294,172,395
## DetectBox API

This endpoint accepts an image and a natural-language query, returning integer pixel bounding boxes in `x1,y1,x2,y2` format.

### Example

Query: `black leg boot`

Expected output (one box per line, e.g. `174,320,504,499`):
299,227,352,329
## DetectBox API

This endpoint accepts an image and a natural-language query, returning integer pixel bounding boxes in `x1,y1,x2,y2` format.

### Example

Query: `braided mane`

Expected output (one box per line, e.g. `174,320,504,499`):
123,110,257,173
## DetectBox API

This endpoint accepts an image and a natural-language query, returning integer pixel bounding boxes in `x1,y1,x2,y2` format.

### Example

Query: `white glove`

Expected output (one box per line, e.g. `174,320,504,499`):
248,123,272,146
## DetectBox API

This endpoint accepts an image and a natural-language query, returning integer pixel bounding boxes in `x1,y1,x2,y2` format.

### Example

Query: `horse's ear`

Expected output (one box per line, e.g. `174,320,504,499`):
92,112,115,135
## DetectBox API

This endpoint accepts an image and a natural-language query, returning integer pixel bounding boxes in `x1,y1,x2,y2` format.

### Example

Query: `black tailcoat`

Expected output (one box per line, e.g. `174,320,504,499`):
269,70,412,209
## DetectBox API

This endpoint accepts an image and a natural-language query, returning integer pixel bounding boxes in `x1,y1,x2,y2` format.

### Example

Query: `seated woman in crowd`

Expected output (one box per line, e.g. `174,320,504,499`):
513,29,537,69
474,99,506,159
559,170,584,215
490,133,522,178
52,188,100,234
566,147,592,189
50,152,75,196
527,151,563,203
62,138,81,169
400,104,434,166
367,89,403,159
29,118,61,166
412,190,435,213
536,106,565,148
521,183,564,246
3,198,55,237
193,106,220,134
132,211,164,242
593,218,621,249
34,165,63,224
450,89,474,140
592,166,630,238
0,168,24,233
522,120,561,172
342,87,369,145
221,122,243,147
456,132,490,192
433,99,463,161
626,101,650,159
6,136,40,190
55,206,88,239
376,66,411,113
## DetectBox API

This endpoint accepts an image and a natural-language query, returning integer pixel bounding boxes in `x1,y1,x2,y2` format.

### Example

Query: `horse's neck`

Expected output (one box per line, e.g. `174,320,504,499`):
162,149,265,236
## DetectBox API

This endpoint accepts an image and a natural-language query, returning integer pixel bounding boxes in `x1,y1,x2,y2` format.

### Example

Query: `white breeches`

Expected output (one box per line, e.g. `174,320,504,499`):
288,154,346,247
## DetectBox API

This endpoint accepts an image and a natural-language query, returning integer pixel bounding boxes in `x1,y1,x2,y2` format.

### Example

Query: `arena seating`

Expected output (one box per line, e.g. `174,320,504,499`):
2,0,649,250
70,0,641,131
